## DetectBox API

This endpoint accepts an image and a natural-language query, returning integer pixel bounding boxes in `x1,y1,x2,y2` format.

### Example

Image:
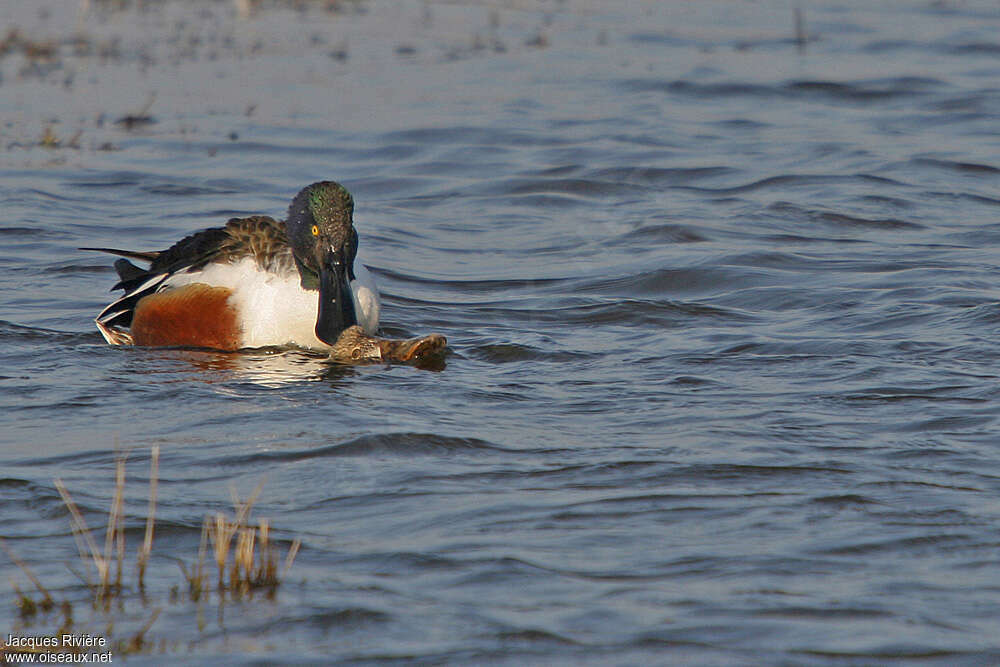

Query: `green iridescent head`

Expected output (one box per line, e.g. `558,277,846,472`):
286,180,360,345
287,181,354,250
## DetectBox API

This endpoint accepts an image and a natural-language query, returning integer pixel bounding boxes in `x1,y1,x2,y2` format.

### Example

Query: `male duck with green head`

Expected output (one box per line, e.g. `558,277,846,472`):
86,181,444,362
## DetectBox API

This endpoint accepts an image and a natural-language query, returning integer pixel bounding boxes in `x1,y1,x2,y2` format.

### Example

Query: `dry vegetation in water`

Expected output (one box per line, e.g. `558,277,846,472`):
1,446,301,659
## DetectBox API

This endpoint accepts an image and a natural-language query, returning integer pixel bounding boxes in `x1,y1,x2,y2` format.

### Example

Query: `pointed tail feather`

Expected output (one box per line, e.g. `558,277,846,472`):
80,247,161,263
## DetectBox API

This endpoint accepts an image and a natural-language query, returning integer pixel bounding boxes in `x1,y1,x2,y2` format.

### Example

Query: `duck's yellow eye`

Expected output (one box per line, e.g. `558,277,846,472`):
310,224,319,237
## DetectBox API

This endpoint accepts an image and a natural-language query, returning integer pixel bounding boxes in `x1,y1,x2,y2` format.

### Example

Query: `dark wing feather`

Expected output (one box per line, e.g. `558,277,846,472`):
112,258,147,282
146,227,233,274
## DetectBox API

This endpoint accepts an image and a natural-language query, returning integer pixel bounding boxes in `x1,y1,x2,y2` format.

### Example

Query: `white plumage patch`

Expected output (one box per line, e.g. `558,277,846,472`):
351,262,381,336
164,257,380,349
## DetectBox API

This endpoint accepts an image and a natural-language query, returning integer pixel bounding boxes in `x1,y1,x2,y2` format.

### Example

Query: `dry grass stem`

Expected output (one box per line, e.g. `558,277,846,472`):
259,519,273,582
182,516,212,601
0,538,54,612
230,479,264,526
54,478,108,593
106,453,127,592
282,539,301,579
209,511,235,586
233,528,255,591
137,445,159,588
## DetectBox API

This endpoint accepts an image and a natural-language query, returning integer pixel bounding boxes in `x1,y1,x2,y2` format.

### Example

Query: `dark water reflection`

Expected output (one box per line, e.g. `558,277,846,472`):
2,0,1000,663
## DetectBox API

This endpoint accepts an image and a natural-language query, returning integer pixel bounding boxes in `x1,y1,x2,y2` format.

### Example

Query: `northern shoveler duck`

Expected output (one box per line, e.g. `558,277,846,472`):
85,180,384,353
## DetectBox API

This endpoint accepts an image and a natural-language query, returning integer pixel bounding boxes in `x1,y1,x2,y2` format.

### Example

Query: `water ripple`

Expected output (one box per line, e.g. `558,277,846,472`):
3,1,1000,663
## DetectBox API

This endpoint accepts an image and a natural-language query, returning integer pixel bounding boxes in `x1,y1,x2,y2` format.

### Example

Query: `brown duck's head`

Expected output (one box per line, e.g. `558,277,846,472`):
328,325,383,362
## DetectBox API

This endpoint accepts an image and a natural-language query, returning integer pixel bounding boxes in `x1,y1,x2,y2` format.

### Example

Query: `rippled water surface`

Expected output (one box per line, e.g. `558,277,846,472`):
3,0,1000,663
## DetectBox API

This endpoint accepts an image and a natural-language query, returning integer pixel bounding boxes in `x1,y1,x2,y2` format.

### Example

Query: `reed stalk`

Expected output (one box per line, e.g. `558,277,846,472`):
0,538,54,613
106,453,126,593
137,445,159,589
54,478,108,595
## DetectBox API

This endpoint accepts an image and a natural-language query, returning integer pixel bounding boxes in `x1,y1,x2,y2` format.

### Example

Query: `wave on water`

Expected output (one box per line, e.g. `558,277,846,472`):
618,76,944,103
204,432,511,467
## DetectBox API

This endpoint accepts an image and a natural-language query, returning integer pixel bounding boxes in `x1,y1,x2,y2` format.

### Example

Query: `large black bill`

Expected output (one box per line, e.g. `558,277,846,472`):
315,249,358,345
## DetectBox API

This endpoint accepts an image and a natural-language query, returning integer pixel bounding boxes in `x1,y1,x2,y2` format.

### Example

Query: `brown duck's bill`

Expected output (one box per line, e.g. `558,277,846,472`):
377,333,448,362
328,325,447,364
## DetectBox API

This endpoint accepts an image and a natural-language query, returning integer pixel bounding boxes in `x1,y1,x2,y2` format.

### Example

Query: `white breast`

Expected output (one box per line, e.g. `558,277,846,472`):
164,257,380,350
351,262,381,337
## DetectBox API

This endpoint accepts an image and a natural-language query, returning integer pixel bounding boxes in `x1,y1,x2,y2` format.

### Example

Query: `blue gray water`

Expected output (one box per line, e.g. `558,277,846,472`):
2,0,1000,663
